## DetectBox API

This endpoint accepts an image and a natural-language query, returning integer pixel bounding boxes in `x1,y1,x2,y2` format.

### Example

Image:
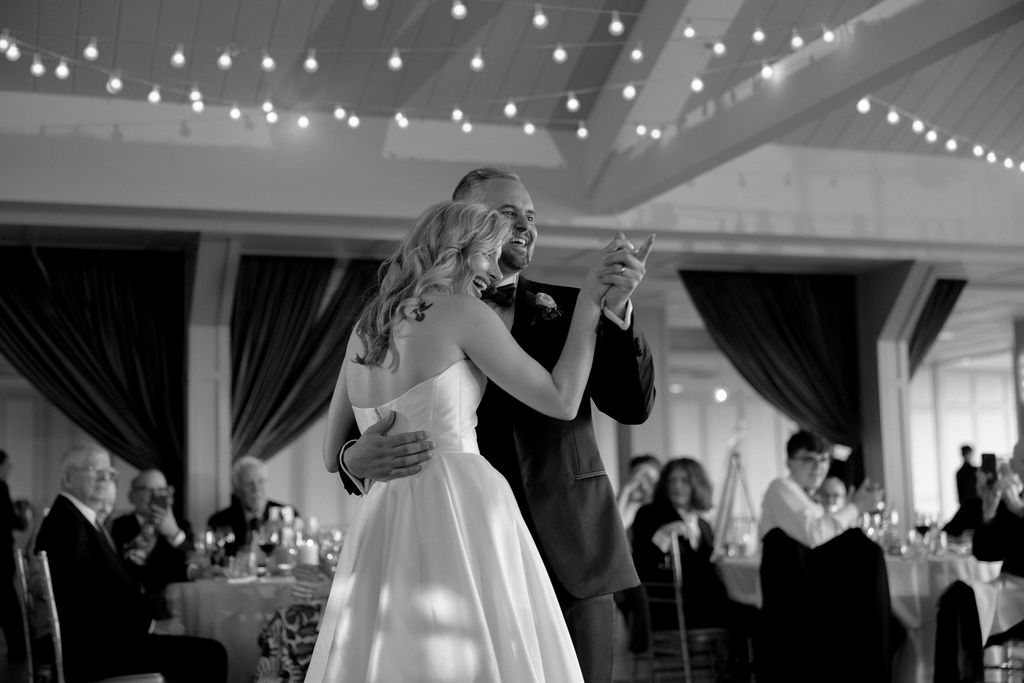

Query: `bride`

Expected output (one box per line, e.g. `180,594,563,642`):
304,200,622,682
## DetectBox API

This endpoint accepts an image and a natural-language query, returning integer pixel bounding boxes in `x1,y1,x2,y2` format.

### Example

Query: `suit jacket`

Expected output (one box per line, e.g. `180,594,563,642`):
206,496,296,557
34,495,154,672
111,513,192,618
341,277,656,599
957,463,980,506
973,503,1024,578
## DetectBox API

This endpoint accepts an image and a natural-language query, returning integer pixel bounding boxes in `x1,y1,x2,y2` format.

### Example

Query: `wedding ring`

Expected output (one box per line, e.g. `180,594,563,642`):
619,265,626,275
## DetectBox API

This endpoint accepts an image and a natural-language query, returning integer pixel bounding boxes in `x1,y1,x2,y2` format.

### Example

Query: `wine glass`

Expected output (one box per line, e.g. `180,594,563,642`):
255,524,280,574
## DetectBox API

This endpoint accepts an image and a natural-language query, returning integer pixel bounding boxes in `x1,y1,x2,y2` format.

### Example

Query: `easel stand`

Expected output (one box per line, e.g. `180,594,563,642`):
713,449,758,557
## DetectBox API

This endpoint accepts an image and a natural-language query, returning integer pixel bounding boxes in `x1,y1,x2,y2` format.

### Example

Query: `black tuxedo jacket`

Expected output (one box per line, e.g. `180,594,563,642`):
206,496,295,557
341,277,656,599
34,495,154,669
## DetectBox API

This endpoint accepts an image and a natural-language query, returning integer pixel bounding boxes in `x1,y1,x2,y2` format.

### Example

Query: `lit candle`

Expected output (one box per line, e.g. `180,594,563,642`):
299,539,319,566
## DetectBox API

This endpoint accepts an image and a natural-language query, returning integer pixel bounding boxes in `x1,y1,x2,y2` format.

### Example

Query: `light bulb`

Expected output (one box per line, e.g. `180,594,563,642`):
635,124,647,136
0,31,10,53
54,59,70,79
229,105,241,120
752,27,765,44
683,21,695,39
650,127,662,140
532,4,548,29
105,71,123,94
170,44,186,68
260,51,276,72
986,151,997,163
462,121,473,133
945,138,957,152
83,37,99,61
712,40,726,56
925,129,938,143
576,122,588,139
298,115,310,129
566,91,579,112
714,387,728,403
387,48,403,71
630,43,643,63
189,85,202,102
396,114,409,128
608,11,624,37
523,121,535,135
30,54,45,77
451,106,463,122
912,119,924,134
451,0,467,20
886,109,899,125
1005,157,1014,169
790,29,804,50
266,110,279,124
5,42,20,61
822,26,835,43
973,144,984,157
552,44,567,63
503,100,517,118
191,100,204,113
303,49,318,73
147,86,161,104
334,106,347,120
470,48,484,71
217,49,232,70
363,0,379,9
348,114,360,128
855,97,870,114
622,83,636,100
760,62,774,79
262,100,274,113
690,76,704,93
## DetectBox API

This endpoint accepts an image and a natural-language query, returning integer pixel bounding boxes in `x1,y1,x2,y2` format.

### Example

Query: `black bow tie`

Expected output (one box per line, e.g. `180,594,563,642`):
481,282,516,308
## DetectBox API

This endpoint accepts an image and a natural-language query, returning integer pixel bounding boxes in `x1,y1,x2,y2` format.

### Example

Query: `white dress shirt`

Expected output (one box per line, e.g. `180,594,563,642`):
758,476,859,549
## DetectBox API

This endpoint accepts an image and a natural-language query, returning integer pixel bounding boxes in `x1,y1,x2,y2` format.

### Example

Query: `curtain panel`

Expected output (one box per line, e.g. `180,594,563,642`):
679,270,862,449
0,247,187,490
231,257,379,462
908,279,966,377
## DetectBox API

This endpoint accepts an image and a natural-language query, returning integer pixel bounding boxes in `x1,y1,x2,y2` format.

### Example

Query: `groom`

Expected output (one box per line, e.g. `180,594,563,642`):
338,168,656,682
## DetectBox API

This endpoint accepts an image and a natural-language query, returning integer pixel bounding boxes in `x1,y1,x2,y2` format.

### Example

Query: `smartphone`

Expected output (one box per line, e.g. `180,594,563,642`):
981,452,997,482
150,492,170,509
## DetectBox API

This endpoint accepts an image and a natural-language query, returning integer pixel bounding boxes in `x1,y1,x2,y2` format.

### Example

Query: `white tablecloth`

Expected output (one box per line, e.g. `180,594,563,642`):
717,554,1002,683
166,577,296,683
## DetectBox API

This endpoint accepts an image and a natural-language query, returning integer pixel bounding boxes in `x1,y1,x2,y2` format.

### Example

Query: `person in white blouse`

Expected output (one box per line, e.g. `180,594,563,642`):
759,430,883,548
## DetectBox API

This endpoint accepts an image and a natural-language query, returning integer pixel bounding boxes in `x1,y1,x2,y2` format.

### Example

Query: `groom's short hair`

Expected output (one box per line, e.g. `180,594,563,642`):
452,168,522,201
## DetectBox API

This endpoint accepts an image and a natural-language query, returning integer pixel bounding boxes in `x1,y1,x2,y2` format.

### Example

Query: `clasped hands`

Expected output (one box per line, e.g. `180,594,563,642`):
586,232,656,317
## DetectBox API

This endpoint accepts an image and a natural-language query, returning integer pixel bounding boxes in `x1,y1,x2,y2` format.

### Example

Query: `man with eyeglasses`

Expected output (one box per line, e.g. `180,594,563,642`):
112,469,194,620
34,444,226,683
759,430,883,548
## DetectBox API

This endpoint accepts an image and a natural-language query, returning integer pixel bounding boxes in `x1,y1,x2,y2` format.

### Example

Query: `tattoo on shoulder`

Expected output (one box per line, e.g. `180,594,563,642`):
412,300,433,322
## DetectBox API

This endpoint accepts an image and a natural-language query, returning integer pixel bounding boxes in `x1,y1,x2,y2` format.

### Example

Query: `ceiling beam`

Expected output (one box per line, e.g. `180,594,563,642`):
587,0,1024,213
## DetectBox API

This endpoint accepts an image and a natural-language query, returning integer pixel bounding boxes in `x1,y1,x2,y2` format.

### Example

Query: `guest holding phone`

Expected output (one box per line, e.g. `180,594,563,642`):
111,468,195,621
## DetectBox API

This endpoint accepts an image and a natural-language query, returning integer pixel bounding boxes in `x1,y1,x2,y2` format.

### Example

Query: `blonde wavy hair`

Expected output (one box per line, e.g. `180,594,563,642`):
354,201,512,367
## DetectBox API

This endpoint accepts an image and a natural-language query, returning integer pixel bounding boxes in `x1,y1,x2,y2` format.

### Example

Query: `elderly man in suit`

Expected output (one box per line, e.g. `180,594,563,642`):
207,455,298,557
332,168,656,683
34,444,225,683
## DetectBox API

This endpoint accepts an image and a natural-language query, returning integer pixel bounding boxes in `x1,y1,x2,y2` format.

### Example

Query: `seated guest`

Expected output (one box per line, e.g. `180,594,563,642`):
617,453,661,534
112,469,194,619
207,456,298,557
631,457,747,632
760,430,883,548
935,441,1024,683
255,562,332,682
815,476,847,513
34,444,226,683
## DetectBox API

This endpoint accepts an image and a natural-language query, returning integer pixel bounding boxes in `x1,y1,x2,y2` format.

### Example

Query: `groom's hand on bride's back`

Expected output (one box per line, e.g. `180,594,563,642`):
343,412,434,482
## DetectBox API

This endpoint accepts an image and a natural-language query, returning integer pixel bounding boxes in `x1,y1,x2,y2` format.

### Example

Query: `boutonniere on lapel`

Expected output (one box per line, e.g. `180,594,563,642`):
528,291,563,324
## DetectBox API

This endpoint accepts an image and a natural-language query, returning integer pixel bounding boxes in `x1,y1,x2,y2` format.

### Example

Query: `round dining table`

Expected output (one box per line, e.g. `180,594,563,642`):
165,576,297,683
716,552,1002,683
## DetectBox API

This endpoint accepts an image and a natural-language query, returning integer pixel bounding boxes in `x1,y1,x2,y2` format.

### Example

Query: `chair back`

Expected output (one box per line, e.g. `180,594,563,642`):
37,550,67,683
13,548,35,683
666,533,694,680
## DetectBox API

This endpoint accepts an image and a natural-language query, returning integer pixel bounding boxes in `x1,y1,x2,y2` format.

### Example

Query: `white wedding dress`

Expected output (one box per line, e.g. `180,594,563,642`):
304,358,584,683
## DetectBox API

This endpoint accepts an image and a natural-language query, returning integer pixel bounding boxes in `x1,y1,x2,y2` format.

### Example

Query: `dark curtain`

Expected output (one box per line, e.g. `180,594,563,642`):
231,257,379,461
909,279,966,377
0,247,187,491
679,271,861,449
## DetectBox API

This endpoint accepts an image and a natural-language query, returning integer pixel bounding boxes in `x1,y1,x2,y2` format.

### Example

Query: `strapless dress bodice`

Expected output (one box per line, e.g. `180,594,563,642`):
351,358,484,454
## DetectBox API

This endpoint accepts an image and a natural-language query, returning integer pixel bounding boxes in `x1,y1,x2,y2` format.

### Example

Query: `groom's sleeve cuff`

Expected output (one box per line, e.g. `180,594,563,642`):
339,440,370,494
600,298,632,331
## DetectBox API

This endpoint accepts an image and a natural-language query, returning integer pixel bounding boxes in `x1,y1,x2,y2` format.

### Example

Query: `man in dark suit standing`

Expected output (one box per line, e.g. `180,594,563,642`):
335,168,656,683
957,443,979,506
35,444,226,683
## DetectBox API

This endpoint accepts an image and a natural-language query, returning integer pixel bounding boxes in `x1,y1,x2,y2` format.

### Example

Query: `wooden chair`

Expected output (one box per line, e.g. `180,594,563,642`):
631,534,754,683
14,548,164,683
